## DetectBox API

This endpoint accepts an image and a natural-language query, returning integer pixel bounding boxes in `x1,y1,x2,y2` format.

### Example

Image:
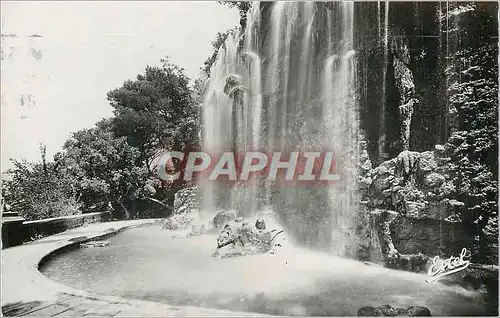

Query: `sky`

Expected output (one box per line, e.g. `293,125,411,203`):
1,1,238,172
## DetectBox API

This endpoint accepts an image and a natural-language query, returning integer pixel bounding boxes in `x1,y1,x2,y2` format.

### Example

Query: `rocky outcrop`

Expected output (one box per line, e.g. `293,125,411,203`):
361,148,464,220
392,39,419,153
172,187,199,215
161,187,200,231
358,146,476,270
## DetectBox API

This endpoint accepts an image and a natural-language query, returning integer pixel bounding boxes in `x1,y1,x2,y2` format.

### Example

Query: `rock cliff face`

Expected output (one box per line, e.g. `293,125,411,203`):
354,2,498,269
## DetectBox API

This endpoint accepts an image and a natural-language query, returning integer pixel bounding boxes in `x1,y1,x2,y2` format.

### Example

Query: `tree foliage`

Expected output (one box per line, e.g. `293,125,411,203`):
4,145,81,220
218,1,252,29
202,1,252,76
107,58,200,165
202,31,232,76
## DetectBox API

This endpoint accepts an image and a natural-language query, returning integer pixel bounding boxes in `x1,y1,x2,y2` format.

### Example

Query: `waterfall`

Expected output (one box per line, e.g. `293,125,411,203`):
243,3,262,149
297,2,314,118
267,2,285,152
201,2,360,254
379,1,390,160
322,2,359,257
201,30,241,217
377,2,381,40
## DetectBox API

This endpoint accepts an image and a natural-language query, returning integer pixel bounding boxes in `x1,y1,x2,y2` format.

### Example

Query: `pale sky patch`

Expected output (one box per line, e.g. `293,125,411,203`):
1,1,238,171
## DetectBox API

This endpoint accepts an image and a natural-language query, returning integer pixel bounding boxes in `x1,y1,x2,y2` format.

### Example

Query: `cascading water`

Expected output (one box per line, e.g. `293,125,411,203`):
201,30,241,218
297,2,315,112
322,2,359,256
379,1,390,160
202,2,360,256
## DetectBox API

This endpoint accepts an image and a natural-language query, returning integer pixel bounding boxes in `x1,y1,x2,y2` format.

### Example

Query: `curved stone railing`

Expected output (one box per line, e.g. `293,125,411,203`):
2,211,111,248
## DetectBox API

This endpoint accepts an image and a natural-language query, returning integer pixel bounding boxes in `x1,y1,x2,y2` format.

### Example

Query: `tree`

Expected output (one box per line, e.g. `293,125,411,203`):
107,58,200,171
61,123,148,218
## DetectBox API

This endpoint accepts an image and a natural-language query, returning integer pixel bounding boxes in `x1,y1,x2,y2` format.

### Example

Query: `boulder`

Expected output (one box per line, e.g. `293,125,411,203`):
407,306,431,316
377,304,397,316
161,211,195,230
357,306,382,316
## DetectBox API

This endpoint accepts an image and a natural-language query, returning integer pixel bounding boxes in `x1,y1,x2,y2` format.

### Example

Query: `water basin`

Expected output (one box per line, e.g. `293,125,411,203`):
41,226,491,316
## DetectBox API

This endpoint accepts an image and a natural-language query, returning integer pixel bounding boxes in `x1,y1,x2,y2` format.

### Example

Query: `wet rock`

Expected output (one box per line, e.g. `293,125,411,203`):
213,210,237,228
417,151,436,173
407,306,431,316
399,99,417,151
377,304,397,316
161,211,196,230
426,199,465,221
396,308,408,316
396,151,420,176
423,172,445,188
357,306,383,316
223,74,245,97
434,144,446,157
404,201,427,219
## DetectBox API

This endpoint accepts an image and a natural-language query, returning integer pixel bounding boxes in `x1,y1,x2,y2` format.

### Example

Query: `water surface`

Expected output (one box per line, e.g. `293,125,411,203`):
41,226,489,316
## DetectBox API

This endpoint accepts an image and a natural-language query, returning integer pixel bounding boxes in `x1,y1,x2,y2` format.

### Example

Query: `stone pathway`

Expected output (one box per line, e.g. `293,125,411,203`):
2,219,267,317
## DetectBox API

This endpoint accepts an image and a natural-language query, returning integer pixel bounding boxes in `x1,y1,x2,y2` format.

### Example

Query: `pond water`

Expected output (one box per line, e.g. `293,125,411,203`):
41,226,491,316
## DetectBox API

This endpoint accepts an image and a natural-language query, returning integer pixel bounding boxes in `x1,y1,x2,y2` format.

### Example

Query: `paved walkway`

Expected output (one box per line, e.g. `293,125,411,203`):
2,220,268,317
